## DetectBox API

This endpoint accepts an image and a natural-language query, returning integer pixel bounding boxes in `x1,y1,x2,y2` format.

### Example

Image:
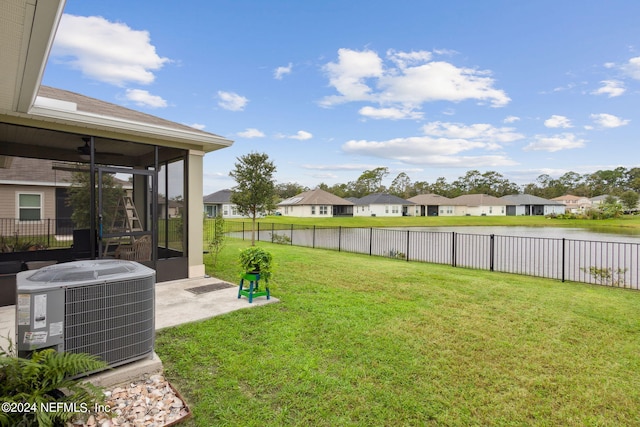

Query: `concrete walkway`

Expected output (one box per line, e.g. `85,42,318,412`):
0,275,278,387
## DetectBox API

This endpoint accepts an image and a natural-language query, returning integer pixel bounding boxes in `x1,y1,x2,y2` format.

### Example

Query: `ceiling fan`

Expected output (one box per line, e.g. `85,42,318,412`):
77,137,123,156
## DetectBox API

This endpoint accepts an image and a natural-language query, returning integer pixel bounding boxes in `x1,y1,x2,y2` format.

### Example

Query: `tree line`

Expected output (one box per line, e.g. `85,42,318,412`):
274,166,640,206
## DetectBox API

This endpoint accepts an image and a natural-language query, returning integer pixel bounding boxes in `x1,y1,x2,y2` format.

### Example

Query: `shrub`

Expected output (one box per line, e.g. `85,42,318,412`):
0,339,109,427
238,246,274,282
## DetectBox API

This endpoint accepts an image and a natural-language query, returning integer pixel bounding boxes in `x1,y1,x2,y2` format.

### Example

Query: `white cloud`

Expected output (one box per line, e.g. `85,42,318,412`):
320,48,384,105
504,115,520,123
421,121,524,144
237,128,265,138
320,48,510,111
544,115,573,129
592,80,625,97
302,163,382,171
359,106,423,120
590,113,630,128
51,14,169,86
623,56,640,79
217,91,248,111
274,63,293,80
289,130,313,140
189,123,206,130
523,133,586,152
386,49,433,68
340,121,522,167
124,89,167,108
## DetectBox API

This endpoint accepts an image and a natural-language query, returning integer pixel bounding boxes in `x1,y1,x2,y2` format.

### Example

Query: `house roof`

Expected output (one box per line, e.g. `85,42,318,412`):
590,195,614,201
37,86,224,139
278,188,353,206
551,194,584,201
449,194,506,206
408,193,453,205
0,157,131,187
1,0,233,164
501,194,564,206
0,157,73,185
203,189,233,204
353,193,415,206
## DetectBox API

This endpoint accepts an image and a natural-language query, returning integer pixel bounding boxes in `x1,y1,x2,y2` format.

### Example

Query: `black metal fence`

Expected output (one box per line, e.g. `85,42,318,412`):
0,217,184,252
0,218,74,249
211,221,640,290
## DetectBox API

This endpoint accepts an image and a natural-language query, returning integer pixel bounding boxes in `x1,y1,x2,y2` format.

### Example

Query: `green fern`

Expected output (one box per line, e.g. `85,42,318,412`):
0,338,109,427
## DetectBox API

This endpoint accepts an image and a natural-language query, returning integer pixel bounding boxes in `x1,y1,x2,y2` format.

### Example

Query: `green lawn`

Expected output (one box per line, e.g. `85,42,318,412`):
156,240,640,426
222,214,640,232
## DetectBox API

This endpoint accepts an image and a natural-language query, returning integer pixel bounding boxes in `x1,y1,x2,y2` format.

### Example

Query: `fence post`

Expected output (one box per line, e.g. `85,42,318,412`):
313,225,316,248
257,222,260,242
452,232,457,267
489,234,495,272
406,230,410,262
369,228,373,256
47,219,51,247
561,238,566,282
271,223,274,243
290,223,294,245
338,226,342,252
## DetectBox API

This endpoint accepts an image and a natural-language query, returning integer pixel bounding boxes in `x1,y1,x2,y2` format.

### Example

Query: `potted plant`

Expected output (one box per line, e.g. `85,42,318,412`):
238,246,273,282
237,247,273,303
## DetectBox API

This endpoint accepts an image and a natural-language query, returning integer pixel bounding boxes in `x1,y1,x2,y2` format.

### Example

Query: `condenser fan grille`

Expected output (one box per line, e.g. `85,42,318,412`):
63,277,155,367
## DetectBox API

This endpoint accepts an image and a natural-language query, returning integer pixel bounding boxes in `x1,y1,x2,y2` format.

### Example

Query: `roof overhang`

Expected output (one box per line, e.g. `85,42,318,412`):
0,0,233,164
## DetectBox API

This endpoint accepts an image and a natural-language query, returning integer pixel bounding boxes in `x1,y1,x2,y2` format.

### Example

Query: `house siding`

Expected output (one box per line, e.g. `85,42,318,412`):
453,205,506,216
279,205,334,218
353,204,403,217
1,185,56,220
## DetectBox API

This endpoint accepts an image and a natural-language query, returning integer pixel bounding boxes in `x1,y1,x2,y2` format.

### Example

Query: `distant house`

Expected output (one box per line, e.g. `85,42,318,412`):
0,157,73,234
158,195,182,219
0,157,133,233
551,194,592,213
449,194,507,216
277,188,353,217
590,195,618,207
203,189,247,218
407,194,455,216
501,194,565,216
352,193,415,217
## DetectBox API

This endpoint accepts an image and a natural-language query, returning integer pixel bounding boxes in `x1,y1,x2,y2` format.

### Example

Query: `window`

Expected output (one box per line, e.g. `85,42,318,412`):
18,193,42,221
319,206,328,215
311,206,316,215
392,205,399,214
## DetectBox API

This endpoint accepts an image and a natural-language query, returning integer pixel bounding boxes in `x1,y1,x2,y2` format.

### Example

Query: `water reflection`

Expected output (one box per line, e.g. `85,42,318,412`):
394,226,640,243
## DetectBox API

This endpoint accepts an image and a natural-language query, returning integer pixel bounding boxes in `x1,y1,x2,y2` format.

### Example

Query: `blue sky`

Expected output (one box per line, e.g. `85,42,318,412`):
42,0,640,195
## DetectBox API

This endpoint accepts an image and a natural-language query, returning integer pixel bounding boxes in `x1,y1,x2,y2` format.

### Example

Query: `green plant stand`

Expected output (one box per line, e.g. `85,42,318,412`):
238,273,270,303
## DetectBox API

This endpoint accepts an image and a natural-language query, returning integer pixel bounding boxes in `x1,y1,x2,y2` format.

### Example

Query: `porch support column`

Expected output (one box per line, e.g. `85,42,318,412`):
187,150,205,278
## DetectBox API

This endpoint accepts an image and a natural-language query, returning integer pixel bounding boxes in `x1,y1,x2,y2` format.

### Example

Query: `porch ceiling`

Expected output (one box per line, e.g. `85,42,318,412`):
0,121,182,167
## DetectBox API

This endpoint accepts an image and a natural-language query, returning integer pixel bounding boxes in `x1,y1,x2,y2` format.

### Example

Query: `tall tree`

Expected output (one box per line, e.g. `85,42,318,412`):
354,167,389,196
620,190,640,212
389,172,412,198
275,182,309,200
66,171,124,229
229,152,277,245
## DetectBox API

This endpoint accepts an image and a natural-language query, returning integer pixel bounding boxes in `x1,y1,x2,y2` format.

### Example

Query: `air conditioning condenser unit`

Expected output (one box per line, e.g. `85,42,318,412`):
16,260,155,369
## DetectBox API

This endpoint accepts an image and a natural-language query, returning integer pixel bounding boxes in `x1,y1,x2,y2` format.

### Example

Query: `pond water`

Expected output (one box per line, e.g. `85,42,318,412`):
388,226,640,244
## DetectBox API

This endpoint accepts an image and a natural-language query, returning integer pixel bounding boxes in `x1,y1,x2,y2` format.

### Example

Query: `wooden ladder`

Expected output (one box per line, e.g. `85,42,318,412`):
103,196,142,256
